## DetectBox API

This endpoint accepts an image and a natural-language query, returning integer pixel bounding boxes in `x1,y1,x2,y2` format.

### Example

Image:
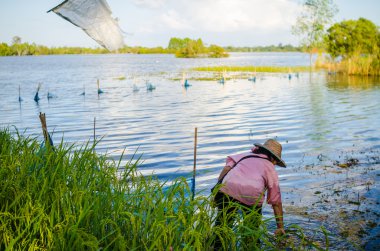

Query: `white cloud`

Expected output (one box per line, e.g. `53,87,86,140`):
160,10,192,30
179,0,300,32
132,0,167,9
134,0,300,32
125,0,302,45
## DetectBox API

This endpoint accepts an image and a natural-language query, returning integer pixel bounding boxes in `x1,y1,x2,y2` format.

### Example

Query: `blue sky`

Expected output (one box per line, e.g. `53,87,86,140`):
0,0,379,48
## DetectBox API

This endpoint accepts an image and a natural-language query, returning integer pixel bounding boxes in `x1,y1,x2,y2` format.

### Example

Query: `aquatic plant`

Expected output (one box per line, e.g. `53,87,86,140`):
0,128,330,250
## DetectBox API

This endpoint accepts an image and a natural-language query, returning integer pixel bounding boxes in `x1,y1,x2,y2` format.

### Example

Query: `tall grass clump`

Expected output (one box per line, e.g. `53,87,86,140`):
338,54,380,76
0,128,329,250
317,53,380,76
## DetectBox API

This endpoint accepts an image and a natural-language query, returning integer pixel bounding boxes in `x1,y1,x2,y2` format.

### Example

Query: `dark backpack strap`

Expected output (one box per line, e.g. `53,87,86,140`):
218,155,269,182
234,154,269,166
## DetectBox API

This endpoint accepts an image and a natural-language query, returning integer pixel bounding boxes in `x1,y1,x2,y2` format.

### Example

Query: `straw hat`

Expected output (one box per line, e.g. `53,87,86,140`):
254,139,286,167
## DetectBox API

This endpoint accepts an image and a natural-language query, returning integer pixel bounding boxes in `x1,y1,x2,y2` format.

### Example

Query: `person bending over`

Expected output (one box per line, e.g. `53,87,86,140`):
213,139,286,249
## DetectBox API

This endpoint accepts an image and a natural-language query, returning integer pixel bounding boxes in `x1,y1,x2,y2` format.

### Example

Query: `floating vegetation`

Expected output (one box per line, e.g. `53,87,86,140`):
192,65,310,73
114,75,126,80
171,76,218,81
334,158,359,168
0,128,331,250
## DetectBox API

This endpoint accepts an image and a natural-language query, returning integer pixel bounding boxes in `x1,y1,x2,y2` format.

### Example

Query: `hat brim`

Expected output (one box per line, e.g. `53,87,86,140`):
254,143,286,167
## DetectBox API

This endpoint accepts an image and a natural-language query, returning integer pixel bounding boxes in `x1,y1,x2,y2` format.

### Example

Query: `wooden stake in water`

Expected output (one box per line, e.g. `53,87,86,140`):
97,79,103,94
34,83,41,102
192,127,198,200
39,112,50,146
18,85,22,102
93,117,96,142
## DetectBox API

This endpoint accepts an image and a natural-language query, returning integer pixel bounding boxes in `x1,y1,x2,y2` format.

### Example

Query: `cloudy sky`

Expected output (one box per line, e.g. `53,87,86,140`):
1,0,379,48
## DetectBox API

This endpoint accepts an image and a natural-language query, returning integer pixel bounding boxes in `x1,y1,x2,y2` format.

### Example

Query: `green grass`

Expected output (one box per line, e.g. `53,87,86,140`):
0,128,329,250
191,65,311,73
317,54,380,76
113,76,126,80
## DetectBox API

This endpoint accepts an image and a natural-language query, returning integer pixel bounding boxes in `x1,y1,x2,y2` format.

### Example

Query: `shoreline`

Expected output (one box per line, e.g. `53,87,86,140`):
281,148,380,249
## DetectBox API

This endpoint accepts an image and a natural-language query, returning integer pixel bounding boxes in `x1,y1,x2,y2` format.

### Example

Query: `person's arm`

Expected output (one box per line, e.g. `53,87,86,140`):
218,165,232,181
272,203,285,235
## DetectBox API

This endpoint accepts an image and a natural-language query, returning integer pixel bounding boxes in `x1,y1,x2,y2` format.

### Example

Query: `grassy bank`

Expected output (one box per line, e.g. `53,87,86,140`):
0,128,328,250
315,52,380,76
191,65,310,73
316,57,380,76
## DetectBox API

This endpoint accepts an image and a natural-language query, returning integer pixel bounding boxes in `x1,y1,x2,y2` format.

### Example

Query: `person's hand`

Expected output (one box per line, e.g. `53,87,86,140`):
274,228,285,236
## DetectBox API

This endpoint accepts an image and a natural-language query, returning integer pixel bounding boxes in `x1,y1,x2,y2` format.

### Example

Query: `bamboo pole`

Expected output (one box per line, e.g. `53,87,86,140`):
39,112,50,146
93,116,96,148
192,127,198,200
18,85,22,102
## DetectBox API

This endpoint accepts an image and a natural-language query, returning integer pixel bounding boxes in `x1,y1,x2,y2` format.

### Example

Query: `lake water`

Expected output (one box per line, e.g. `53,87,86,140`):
1,53,379,248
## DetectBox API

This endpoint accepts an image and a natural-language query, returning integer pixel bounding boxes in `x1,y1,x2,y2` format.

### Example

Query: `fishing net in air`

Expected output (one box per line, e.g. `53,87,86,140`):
49,0,124,51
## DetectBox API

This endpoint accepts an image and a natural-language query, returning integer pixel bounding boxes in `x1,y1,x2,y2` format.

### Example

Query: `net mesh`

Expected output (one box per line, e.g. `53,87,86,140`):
51,0,124,51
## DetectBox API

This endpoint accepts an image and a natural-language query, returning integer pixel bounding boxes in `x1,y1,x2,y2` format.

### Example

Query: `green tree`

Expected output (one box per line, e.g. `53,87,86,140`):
208,44,228,58
0,43,12,56
292,0,338,67
11,36,26,56
326,18,380,59
168,37,184,51
12,36,21,45
174,38,207,58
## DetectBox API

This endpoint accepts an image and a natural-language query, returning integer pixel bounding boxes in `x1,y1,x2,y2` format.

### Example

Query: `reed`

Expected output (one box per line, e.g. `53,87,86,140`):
191,65,310,73
317,53,380,76
0,128,329,250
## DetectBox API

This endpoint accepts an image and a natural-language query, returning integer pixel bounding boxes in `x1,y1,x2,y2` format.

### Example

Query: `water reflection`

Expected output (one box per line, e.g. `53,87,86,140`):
326,74,380,90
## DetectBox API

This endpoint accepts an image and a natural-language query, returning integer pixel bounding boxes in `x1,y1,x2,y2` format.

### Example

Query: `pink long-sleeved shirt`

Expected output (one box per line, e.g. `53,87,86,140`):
219,150,282,206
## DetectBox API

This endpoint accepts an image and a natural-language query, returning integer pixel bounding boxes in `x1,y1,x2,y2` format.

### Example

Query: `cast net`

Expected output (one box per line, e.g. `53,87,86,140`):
49,0,124,51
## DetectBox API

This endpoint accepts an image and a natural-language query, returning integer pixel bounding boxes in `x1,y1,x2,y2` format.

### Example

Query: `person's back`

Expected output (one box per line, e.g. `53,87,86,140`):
220,151,281,207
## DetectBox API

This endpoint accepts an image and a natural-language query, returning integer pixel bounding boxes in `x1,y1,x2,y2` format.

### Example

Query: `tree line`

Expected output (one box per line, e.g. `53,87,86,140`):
0,36,229,58
0,37,302,57
224,44,302,52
